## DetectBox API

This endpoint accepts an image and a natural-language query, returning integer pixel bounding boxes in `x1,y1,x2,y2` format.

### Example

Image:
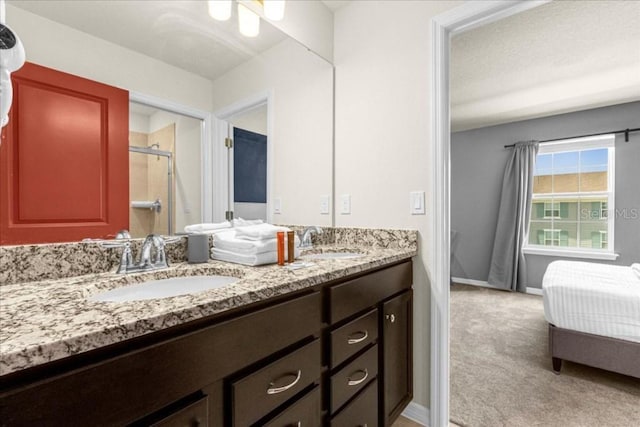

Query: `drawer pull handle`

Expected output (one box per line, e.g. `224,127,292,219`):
347,330,369,345
347,368,369,386
297,422,302,427
386,313,396,323
267,370,302,395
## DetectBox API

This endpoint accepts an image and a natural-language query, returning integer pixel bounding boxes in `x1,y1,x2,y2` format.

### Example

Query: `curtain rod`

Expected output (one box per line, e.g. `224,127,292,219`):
503,127,640,148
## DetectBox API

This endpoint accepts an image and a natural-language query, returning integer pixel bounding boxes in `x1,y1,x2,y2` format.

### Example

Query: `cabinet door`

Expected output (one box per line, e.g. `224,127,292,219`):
382,290,412,426
0,62,129,244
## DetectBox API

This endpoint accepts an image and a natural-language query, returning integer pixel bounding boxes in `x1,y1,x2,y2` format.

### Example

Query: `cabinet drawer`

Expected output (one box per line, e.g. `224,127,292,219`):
150,396,208,427
263,386,321,427
331,309,378,368
331,344,378,413
232,339,321,426
331,379,378,427
329,261,412,323
1,292,322,427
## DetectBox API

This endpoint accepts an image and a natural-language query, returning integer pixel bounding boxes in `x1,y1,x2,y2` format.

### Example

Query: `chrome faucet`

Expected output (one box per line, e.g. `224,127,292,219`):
298,226,323,249
100,231,180,274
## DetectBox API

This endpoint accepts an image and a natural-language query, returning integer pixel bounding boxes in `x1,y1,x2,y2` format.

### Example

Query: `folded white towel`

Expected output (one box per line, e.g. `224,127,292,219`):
184,221,231,234
632,263,640,279
235,224,292,241
214,233,300,255
211,246,301,266
232,218,264,227
211,248,276,266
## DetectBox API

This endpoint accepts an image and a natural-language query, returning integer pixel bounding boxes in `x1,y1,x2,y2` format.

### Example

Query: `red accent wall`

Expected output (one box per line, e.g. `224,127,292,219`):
0,62,129,244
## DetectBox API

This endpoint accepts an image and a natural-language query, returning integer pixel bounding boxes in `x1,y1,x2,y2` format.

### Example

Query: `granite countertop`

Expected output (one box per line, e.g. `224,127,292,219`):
0,244,416,376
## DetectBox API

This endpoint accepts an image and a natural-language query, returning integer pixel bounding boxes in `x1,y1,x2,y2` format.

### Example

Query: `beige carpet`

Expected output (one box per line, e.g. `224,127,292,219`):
450,284,640,427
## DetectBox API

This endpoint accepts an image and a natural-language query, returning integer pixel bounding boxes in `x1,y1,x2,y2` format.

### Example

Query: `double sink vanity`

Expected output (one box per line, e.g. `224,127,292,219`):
0,227,417,427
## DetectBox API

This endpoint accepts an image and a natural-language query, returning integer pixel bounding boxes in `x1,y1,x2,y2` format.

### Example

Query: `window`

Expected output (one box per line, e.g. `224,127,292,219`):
599,231,608,249
543,229,560,246
543,202,560,219
526,135,615,258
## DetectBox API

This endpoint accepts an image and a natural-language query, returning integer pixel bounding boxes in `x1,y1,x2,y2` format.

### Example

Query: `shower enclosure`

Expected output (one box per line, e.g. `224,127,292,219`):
129,145,174,237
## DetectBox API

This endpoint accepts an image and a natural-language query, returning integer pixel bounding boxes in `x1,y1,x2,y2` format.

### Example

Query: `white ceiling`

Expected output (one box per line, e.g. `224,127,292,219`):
451,0,640,132
8,0,288,81
321,1,351,12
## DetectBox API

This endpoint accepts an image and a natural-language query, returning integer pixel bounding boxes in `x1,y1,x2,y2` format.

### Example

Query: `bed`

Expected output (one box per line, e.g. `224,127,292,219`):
542,260,640,378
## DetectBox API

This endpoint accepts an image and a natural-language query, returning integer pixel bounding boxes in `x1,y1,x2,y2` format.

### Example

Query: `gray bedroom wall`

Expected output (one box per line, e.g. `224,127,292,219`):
451,101,640,288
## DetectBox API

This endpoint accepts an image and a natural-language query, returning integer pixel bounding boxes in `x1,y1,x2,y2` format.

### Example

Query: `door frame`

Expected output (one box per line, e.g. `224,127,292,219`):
129,91,214,224
214,90,275,223
429,2,550,426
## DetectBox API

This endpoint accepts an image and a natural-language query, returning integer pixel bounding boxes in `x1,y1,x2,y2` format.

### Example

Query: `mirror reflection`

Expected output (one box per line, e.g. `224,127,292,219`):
129,103,203,237
1,0,333,245
228,105,268,222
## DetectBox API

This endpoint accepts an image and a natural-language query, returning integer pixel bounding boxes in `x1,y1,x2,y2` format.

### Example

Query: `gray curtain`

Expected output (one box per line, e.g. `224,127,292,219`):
487,141,539,292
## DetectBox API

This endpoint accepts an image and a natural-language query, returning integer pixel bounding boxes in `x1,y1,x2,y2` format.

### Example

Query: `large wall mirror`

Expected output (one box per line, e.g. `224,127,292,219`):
2,0,333,243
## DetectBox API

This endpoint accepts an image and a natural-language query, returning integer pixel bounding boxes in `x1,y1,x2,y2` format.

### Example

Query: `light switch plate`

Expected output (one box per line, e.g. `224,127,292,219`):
410,191,425,215
320,195,330,215
340,194,351,215
273,197,282,214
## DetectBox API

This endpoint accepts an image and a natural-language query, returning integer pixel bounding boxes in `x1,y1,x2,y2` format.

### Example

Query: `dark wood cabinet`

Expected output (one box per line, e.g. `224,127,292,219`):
0,261,412,427
330,344,378,413
149,396,209,427
331,379,378,427
382,291,413,426
231,339,321,426
330,309,378,368
262,386,321,427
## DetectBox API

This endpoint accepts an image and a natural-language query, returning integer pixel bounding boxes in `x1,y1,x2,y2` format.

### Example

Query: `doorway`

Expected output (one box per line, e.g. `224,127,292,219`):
128,93,212,237
429,3,549,427
214,91,273,223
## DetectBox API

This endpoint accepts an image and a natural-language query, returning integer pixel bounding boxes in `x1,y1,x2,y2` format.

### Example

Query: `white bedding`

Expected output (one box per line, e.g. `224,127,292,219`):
542,261,640,343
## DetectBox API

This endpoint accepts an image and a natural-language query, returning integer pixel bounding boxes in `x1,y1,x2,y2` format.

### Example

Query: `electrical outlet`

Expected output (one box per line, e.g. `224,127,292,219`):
320,195,330,215
341,194,351,215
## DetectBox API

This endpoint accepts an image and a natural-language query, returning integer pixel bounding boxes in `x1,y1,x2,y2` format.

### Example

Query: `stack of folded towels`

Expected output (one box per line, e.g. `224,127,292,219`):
183,218,264,234
208,222,300,266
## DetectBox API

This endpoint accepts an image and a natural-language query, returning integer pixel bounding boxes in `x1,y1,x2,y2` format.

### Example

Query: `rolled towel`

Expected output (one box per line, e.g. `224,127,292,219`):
235,224,291,241
632,263,640,279
214,233,300,255
184,221,231,234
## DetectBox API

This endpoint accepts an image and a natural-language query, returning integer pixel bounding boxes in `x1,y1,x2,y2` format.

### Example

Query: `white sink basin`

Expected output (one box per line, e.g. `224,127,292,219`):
89,275,239,302
301,252,364,260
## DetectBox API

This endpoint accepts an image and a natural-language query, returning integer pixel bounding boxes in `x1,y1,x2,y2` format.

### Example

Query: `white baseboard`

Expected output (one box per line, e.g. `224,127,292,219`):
451,276,502,290
402,401,429,426
452,277,542,296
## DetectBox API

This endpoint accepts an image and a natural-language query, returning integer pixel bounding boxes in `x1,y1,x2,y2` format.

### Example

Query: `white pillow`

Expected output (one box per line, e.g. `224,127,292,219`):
631,263,640,279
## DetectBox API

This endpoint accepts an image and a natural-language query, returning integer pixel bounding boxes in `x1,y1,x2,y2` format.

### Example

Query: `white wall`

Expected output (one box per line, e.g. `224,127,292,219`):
6,4,213,113
211,38,333,227
129,112,150,134
230,105,268,136
334,0,462,409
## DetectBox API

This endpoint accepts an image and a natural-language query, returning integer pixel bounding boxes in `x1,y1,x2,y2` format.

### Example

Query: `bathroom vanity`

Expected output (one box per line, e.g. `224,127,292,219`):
0,230,416,427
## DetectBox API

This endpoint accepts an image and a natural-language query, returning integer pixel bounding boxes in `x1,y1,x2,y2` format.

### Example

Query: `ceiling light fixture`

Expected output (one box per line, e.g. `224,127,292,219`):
208,0,232,21
238,3,260,38
208,1,285,37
